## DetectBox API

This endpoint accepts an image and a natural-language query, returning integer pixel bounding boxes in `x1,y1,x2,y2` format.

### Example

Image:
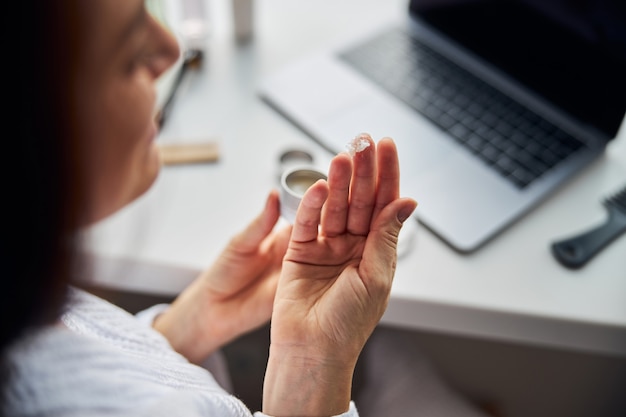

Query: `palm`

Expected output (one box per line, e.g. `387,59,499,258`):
278,234,370,346
284,231,366,294
207,227,288,299
202,199,290,326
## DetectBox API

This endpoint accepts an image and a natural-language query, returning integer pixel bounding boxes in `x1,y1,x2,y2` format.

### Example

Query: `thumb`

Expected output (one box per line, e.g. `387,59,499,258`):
229,190,281,253
361,198,417,283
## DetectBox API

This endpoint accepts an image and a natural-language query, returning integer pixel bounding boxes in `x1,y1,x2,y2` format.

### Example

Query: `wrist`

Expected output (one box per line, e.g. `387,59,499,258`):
152,303,205,363
262,344,357,417
152,290,223,363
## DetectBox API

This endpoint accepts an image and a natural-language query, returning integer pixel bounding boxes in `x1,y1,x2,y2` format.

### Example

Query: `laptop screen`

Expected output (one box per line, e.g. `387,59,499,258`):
409,0,626,139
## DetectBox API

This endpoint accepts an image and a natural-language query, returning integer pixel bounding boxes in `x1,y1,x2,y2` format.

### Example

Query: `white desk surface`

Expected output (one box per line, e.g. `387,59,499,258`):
86,0,626,357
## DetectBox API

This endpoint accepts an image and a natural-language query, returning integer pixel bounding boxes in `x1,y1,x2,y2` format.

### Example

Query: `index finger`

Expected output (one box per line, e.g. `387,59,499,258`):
290,180,329,243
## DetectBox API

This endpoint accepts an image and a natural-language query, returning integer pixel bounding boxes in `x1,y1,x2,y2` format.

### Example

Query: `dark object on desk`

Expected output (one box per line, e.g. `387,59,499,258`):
156,48,203,129
551,185,626,269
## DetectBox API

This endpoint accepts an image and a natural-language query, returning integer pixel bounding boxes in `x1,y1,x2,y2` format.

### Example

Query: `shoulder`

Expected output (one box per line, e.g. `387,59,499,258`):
2,294,252,417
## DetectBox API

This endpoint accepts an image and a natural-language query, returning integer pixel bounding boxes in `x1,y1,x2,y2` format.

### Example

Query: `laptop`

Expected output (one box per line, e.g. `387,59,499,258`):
260,0,626,252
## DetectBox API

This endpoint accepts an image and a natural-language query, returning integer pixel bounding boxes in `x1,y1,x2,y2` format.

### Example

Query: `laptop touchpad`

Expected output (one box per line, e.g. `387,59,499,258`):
320,97,456,178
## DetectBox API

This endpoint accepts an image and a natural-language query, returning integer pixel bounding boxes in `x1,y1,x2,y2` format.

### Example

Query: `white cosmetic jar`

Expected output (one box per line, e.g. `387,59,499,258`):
280,165,327,223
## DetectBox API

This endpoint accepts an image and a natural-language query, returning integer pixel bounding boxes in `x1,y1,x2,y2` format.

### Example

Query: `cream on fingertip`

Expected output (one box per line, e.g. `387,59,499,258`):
345,133,372,157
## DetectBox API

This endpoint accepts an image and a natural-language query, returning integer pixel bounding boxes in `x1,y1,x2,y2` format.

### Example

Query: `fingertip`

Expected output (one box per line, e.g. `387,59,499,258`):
329,153,352,179
307,179,330,203
333,151,353,166
266,188,281,212
347,133,375,159
260,190,281,231
231,191,281,251
397,198,418,223
377,137,399,160
291,179,329,242
266,188,279,205
378,136,396,147
298,179,329,214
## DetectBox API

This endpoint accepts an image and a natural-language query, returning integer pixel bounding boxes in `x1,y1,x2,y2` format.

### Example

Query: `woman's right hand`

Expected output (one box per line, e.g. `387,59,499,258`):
262,135,417,417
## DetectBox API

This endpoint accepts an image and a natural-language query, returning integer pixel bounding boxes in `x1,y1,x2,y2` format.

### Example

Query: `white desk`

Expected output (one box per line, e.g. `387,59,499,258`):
86,0,626,358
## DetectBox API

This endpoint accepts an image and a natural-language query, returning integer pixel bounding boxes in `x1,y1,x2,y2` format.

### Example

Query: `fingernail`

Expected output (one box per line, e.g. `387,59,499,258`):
397,205,416,223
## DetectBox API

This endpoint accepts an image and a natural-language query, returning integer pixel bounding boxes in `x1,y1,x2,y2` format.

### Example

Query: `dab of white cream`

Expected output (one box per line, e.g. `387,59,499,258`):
346,133,371,157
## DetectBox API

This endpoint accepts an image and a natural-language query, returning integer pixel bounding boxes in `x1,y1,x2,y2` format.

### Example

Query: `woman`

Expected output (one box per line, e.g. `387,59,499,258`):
4,1,486,416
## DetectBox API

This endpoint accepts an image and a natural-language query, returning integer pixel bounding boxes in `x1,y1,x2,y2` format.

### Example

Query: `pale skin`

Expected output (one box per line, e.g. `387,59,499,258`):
76,1,417,416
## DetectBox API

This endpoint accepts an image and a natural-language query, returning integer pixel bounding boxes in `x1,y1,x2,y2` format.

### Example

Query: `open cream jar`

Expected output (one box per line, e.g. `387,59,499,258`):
280,165,327,223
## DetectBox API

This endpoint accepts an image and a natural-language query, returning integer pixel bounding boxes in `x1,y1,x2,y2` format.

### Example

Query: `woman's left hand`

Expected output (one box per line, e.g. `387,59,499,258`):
153,191,289,363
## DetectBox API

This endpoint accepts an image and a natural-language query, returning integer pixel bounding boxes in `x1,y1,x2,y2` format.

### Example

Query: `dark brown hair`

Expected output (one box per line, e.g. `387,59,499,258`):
2,0,85,357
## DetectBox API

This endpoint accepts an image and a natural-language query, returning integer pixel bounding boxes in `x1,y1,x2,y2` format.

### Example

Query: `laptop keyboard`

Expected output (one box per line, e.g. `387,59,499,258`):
338,28,585,188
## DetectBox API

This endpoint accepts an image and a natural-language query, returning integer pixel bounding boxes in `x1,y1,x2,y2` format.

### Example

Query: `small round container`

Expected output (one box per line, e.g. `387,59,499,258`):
280,165,327,223
277,149,315,180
